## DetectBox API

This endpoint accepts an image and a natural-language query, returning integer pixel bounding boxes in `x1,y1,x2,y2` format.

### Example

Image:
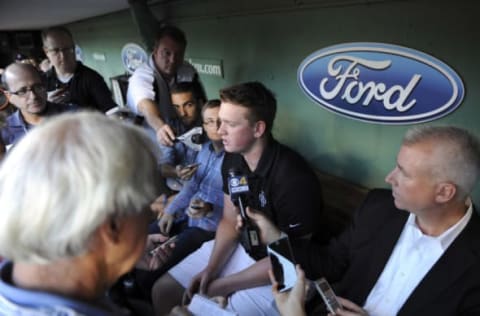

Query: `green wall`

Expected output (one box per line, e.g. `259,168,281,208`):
67,0,480,200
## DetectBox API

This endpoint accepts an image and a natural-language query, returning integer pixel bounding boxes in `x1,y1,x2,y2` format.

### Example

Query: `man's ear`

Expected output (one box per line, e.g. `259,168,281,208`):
435,182,457,203
99,217,122,245
253,120,266,138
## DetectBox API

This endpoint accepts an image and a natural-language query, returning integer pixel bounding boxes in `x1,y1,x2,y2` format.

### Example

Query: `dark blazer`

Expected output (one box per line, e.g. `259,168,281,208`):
294,189,480,315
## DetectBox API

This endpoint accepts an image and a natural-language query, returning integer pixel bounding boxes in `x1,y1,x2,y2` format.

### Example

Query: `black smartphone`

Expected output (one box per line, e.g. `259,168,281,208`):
314,277,342,315
267,235,297,292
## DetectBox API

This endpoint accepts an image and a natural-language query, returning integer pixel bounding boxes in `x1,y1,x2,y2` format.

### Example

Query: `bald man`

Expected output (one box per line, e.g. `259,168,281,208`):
0,63,73,151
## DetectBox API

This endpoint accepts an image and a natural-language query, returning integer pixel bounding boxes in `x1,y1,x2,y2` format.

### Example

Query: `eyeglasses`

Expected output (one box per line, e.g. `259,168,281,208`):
9,84,46,97
45,46,75,56
203,119,219,128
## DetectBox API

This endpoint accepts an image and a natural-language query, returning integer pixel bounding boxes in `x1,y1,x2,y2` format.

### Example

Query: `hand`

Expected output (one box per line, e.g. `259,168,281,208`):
135,233,170,270
330,297,369,316
269,265,307,316
184,268,215,305
237,207,282,244
187,198,213,219
168,306,193,316
176,164,199,181
157,124,176,146
148,239,176,270
158,212,175,235
205,277,233,298
151,194,169,218
47,87,69,103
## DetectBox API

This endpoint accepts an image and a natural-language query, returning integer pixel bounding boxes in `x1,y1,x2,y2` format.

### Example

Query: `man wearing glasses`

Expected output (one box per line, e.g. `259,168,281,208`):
42,27,117,112
0,63,73,151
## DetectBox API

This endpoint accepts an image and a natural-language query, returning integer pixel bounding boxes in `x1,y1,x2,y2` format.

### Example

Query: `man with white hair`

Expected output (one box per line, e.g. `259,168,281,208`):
0,112,160,315
249,126,480,316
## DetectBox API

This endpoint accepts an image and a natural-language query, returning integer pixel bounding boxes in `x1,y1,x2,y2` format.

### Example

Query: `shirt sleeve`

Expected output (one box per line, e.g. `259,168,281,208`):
164,158,201,216
127,65,155,114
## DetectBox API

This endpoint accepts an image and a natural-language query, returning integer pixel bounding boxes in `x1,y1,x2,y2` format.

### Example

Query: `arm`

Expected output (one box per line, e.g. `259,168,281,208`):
206,257,271,297
127,66,176,144
89,72,118,112
185,194,241,300
204,195,241,274
138,98,166,131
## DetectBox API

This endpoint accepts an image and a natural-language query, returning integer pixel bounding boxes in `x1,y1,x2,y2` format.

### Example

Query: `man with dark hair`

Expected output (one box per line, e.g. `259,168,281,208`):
159,81,203,191
135,99,225,298
42,26,117,112
127,24,205,147
151,82,323,315
1,63,72,151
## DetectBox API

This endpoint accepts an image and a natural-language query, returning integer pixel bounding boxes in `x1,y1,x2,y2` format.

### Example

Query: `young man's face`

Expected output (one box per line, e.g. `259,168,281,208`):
153,36,185,78
217,102,257,154
43,31,77,74
385,141,439,214
171,91,198,126
202,106,221,142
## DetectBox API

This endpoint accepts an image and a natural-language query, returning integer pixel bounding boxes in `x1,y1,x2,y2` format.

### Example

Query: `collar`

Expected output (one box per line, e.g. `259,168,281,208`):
251,134,277,177
49,61,81,81
406,199,473,250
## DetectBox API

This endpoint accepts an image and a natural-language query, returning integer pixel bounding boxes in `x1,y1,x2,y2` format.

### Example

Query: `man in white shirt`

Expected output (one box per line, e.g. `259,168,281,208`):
249,125,480,316
127,25,205,147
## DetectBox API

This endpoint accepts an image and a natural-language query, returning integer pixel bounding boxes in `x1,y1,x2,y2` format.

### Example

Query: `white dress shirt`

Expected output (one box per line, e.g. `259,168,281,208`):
363,202,472,316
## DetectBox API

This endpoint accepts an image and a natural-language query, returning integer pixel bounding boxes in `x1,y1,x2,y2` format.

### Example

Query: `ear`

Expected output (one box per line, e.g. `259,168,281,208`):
435,182,457,203
98,217,122,246
253,120,266,138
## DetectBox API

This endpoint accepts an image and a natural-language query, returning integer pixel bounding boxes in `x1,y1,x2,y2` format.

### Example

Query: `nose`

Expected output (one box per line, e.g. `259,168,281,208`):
177,106,186,117
385,167,397,185
217,121,226,135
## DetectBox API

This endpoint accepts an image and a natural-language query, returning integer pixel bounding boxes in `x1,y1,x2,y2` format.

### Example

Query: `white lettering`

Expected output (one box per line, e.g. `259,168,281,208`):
192,62,222,76
319,55,421,112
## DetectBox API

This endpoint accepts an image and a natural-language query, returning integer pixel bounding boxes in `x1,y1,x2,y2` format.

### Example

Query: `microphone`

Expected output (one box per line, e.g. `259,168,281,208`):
227,169,261,252
175,126,204,151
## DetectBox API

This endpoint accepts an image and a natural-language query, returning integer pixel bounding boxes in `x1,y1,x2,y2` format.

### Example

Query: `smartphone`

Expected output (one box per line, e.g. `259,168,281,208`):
185,163,200,170
150,235,178,255
267,235,297,292
314,277,342,314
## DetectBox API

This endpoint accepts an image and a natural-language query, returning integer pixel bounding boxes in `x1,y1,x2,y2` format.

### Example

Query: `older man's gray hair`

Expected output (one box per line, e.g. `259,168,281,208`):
403,125,480,200
0,111,160,263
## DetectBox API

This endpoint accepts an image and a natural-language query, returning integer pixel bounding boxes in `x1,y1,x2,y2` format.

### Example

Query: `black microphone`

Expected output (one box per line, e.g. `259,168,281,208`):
227,169,261,252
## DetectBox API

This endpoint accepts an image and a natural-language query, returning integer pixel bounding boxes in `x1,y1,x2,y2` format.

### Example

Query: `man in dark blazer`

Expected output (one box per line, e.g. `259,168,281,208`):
244,125,480,316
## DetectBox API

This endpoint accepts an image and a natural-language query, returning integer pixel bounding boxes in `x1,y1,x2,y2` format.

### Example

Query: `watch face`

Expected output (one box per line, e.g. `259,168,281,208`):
121,43,148,74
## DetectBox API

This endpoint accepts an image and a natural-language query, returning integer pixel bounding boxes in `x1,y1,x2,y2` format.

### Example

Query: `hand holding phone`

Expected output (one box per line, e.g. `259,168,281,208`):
314,277,342,315
267,235,297,292
176,163,200,180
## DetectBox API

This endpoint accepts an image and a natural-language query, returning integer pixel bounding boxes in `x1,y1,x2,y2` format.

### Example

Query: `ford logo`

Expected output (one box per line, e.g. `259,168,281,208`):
298,43,464,124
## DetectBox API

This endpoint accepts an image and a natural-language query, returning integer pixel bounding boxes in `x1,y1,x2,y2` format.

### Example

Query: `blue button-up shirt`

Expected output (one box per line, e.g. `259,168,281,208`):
0,102,72,147
165,141,225,232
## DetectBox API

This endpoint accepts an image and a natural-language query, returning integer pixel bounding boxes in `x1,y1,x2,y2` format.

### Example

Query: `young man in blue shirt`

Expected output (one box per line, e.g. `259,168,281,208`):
136,99,225,298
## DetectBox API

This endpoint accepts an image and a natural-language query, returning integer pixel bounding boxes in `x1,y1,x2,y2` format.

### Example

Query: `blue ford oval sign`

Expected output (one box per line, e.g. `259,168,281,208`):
298,43,464,124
